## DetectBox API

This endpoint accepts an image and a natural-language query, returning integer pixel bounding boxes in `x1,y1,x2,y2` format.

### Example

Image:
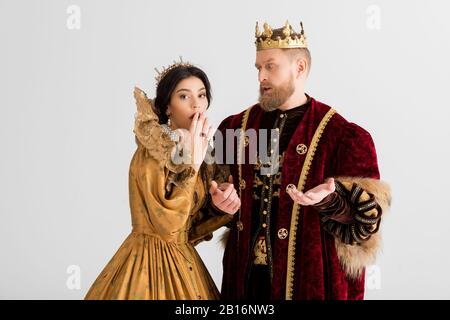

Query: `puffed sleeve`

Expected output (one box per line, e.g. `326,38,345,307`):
136,153,198,242
320,122,391,279
329,122,386,244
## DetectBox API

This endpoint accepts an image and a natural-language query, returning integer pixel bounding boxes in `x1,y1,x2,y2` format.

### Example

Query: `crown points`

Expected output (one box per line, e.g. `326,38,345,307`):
283,20,291,37
153,57,194,88
262,22,273,38
255,22,261,37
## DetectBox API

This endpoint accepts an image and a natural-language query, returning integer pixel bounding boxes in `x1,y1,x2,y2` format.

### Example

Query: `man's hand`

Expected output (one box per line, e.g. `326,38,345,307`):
209,175,241,215
286,178,335,206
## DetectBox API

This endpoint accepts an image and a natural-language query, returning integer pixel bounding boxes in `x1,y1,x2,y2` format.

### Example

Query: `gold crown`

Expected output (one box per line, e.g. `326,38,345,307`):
255,20,307,51
154,56,194,87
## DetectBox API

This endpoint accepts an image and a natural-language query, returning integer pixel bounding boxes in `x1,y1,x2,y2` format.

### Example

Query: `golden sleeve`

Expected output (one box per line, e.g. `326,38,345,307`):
189,206,233,246
137,155,198,242
188,163,234,246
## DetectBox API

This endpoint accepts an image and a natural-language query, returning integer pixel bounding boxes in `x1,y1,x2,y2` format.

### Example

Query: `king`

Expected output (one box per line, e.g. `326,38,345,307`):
216,20,392,300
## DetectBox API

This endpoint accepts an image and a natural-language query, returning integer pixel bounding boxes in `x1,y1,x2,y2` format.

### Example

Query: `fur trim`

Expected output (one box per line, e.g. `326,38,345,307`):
333,176,391,279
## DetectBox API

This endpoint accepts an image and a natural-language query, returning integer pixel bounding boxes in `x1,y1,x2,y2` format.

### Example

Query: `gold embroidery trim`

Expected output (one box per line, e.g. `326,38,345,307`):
285,108,336,300
237,106,253,235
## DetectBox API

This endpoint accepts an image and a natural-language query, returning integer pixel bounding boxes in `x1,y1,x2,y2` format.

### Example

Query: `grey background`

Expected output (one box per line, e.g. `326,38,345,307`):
1,0,449,299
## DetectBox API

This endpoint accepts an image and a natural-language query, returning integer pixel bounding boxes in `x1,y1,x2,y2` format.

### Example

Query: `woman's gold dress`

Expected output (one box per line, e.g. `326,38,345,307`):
84,87,232,300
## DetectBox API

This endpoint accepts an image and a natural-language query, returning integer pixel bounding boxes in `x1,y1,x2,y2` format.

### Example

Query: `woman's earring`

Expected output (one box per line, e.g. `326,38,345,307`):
162,115,179,142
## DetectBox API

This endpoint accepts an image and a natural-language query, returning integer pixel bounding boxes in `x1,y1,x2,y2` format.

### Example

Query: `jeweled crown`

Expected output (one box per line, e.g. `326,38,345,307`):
255,20,307,51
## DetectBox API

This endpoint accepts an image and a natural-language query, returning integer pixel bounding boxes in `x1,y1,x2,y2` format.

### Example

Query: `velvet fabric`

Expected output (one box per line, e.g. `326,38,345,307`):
218,98,380,300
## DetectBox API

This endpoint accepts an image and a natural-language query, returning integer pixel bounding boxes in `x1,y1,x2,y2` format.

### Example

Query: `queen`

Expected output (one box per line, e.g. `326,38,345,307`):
84,60,240,300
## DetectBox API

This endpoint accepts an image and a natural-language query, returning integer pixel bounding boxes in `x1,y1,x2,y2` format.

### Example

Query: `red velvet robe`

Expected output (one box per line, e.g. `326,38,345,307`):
218,97,380,300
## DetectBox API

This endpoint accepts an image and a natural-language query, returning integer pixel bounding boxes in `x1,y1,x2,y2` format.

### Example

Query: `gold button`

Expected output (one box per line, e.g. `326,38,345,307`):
296,144,307,155
265,185,269,189
278,228,288,239
263,210,267,215
237,221,244,231
280,114,285,118
239,179,246,190
273,138,277,143
275,128,280,131
262,223,267,228
264,198,268,203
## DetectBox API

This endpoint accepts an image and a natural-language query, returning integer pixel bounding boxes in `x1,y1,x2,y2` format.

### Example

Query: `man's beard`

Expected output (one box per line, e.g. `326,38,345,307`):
258,75,295,112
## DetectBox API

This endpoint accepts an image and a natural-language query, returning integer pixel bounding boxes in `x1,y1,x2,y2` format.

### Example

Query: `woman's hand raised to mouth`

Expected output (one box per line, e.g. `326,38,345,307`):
178,112,214,172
